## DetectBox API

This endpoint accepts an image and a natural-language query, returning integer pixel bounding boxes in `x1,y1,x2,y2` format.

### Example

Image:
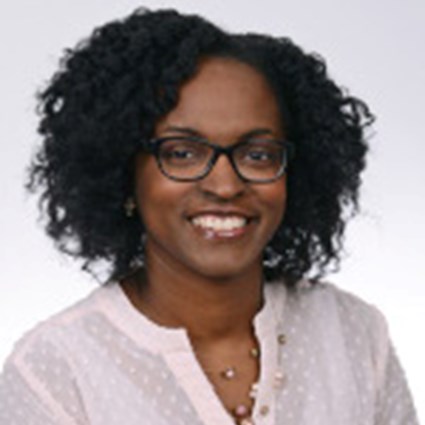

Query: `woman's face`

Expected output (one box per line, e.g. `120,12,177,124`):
134,57,287,280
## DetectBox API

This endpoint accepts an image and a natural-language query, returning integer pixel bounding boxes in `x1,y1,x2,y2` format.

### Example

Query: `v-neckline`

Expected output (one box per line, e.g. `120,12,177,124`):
100,282,286,425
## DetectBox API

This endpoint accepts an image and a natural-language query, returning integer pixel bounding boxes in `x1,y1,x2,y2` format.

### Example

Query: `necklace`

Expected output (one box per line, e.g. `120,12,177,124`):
200,347,260,425
213,332,286,425
217,346,260,424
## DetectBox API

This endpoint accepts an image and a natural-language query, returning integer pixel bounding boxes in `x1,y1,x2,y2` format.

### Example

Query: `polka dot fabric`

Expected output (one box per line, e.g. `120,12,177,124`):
0,281,419,425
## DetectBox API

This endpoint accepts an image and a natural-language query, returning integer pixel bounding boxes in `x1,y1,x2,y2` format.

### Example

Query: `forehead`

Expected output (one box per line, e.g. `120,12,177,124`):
155,57,284,138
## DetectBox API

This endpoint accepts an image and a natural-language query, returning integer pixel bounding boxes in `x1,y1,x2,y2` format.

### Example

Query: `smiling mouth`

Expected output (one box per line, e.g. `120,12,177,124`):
192,214,247,230
189,214,252,239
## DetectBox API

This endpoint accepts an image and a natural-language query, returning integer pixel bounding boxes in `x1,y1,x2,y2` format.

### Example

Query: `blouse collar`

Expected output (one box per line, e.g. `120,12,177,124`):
98,281,287,354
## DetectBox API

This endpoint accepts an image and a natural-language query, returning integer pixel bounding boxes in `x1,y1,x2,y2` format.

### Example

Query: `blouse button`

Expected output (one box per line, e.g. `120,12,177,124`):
260,405,270,416
277,334,286,345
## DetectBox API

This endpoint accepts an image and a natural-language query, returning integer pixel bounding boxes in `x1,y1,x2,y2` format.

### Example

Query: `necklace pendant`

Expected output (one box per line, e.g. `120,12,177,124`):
221,366,236,380
234,404,249,417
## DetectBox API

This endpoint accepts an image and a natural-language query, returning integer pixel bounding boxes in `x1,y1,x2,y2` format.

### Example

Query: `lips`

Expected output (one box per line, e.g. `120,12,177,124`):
187,211,255,239
191,215,248,231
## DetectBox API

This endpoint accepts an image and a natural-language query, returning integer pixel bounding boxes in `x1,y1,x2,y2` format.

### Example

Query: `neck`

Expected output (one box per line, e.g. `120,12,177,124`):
122,248,264,343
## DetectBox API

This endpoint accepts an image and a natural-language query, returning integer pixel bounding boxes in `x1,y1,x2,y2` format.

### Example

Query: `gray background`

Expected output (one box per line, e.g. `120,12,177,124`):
1,0,423,420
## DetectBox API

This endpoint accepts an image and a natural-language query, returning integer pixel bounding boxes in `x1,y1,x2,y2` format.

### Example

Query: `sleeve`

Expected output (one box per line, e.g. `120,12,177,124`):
373,315,419,425
0,328,87,425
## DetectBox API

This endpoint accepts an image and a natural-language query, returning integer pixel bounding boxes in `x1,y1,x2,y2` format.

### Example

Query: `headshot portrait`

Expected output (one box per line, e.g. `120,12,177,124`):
0,1,423,424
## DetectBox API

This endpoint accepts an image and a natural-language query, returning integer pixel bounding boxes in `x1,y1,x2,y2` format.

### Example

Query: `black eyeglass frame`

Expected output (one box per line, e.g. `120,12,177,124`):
141,136,295,183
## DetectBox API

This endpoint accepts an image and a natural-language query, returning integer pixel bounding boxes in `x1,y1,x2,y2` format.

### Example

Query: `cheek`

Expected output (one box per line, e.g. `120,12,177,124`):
261,179,288,224
134,156,188,225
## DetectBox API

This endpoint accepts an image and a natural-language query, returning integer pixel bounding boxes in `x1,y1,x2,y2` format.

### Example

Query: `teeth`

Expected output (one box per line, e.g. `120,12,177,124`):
191,215,248,231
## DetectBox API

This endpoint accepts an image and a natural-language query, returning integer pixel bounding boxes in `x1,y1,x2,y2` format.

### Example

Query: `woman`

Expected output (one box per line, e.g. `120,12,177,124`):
0,8,418,425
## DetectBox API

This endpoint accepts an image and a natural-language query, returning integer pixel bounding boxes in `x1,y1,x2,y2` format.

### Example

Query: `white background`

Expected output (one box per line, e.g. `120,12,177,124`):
1,0,424,421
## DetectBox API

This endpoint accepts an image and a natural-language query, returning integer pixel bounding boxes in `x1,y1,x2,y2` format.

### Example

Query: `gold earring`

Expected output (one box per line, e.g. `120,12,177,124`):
124,197,136,217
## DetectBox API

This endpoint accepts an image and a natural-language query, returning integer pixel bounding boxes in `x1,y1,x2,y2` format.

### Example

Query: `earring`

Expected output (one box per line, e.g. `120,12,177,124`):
124,197,136,217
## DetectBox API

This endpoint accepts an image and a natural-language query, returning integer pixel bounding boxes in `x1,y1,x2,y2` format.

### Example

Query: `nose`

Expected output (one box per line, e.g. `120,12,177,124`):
198,154,246,200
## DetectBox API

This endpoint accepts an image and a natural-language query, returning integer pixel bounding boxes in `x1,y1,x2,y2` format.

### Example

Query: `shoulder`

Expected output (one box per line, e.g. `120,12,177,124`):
317,281,388,334
288,279,387,327
270,280,392,385
268,279,390,353
3,283,117,369
0,285,119,424
268,278,385,316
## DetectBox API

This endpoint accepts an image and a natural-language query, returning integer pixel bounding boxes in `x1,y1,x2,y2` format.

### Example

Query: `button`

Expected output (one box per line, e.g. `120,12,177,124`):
274,370,285,389
260,405,270,416
277,334,286,345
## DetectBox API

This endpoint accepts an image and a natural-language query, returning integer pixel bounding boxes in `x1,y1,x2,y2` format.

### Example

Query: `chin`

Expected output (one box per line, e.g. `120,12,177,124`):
189,257,261,282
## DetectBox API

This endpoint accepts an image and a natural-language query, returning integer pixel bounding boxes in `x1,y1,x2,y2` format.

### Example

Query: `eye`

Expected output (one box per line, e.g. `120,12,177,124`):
159,139,210,166
236,140,282,166
246,150,275,161
163,147,194,160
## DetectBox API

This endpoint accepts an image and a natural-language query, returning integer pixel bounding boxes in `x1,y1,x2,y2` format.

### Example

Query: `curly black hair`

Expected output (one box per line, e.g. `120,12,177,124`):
28,7,374,286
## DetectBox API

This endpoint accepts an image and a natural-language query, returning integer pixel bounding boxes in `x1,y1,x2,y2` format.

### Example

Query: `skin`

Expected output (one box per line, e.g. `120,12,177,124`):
122,56,287,413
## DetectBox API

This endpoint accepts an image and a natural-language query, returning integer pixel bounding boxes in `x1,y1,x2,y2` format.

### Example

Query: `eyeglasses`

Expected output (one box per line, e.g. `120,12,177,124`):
142,136,295,183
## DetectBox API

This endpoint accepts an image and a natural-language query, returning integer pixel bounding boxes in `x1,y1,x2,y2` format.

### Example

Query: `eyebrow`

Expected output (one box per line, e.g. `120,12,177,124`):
161,126,275,140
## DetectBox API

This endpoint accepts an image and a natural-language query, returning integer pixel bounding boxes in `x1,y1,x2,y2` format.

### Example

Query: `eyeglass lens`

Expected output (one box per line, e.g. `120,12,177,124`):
157,138,286,182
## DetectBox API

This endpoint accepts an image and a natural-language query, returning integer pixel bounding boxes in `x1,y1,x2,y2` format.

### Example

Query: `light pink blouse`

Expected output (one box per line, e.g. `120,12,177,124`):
0,281,419,424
